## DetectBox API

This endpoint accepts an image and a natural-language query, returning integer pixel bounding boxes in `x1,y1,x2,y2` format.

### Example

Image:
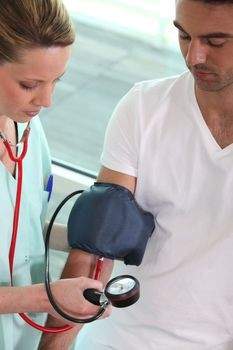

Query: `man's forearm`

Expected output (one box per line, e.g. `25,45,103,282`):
39,249,113,350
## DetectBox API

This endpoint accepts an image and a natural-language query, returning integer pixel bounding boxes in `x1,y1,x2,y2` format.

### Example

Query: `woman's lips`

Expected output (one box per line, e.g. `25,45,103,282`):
23,110,40,117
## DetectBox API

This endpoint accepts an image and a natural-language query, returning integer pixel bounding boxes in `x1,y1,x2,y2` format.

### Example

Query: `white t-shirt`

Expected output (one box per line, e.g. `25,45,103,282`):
77,72,233,349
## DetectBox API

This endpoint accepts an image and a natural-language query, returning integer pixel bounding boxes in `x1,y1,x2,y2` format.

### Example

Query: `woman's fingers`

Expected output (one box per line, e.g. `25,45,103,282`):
48,276,112,323
77,276,104,292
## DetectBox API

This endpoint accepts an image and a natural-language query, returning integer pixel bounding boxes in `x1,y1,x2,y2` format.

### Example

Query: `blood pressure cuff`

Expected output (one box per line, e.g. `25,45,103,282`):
67,182,155,266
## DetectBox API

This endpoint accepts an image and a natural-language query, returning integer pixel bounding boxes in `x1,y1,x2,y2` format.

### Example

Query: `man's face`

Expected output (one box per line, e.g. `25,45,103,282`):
175,0,233,92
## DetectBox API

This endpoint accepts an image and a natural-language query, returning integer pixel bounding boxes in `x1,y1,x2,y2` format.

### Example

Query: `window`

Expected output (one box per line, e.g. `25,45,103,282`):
41,0,185,175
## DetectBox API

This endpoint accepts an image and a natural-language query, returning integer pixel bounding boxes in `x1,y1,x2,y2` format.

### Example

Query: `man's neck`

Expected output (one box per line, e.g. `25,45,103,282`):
195,84,233,119
195,85,233,148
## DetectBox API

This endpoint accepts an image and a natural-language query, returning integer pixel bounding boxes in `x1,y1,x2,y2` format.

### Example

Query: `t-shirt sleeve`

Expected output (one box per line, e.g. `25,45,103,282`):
101,85,141,177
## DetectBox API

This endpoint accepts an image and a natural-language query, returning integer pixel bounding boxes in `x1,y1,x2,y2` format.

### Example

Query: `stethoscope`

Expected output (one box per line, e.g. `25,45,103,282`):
0,123,140,334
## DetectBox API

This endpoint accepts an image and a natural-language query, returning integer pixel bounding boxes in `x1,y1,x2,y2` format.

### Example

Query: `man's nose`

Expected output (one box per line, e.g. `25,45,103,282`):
186,39,208,67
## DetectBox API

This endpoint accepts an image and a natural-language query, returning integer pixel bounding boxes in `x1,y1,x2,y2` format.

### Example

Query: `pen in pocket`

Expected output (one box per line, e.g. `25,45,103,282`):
45,174,53,202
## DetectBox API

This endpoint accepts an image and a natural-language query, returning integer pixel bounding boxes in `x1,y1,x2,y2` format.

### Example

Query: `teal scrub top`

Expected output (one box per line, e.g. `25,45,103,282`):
0,117,51,349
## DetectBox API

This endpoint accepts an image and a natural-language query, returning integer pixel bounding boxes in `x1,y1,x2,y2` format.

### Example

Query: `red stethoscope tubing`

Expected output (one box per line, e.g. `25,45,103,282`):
4,131,77,333
4,130,104,333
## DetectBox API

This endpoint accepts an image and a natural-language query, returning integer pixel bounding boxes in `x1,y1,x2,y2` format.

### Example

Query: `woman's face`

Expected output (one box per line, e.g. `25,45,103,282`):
0,46,71,123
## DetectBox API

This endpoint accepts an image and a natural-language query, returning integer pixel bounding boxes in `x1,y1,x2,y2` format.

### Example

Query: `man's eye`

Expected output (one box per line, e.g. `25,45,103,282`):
206,38,227,47
179,33,190,41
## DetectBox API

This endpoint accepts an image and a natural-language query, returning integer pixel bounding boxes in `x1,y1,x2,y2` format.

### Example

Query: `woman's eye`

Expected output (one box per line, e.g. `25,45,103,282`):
20,78,61,91
20,83,37,91
206,38,227,47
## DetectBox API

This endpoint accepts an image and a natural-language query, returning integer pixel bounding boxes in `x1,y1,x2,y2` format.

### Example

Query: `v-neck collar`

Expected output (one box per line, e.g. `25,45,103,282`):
188,74,233,157
0,122,25,181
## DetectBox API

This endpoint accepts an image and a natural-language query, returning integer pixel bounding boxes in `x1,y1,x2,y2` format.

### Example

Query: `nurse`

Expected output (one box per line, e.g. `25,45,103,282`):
0,1,106,349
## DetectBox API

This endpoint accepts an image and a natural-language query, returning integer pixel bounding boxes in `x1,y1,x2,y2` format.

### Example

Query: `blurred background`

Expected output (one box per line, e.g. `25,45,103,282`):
41,0,185,177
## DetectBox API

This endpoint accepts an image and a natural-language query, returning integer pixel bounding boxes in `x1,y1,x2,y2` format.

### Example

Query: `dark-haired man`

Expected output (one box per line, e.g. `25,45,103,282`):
43,1,233,349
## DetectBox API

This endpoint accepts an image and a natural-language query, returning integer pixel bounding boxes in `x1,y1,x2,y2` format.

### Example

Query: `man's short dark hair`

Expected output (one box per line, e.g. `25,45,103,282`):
196,0,233,3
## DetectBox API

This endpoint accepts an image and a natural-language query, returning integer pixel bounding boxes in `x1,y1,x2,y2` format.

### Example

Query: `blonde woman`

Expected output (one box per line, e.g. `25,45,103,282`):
0,1,106,349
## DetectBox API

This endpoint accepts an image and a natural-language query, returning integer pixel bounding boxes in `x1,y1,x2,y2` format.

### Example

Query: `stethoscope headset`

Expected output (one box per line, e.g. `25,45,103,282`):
0,123,140,334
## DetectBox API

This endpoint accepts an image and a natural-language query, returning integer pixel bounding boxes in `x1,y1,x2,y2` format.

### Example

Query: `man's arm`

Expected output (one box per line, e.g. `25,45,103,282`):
97,166,136,193
39,166,136,350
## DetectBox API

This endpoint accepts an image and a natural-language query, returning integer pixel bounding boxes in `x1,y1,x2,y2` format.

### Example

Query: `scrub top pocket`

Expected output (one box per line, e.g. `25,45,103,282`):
41,190,50,227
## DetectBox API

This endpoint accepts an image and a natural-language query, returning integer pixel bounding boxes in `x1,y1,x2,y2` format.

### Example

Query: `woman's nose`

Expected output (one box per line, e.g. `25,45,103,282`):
32,87,53,108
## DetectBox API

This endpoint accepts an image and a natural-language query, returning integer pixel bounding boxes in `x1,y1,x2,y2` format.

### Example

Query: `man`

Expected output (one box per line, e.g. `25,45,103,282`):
40,0,233,349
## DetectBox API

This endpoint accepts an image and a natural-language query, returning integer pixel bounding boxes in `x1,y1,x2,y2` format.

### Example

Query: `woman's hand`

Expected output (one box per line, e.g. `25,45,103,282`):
46,276,110,324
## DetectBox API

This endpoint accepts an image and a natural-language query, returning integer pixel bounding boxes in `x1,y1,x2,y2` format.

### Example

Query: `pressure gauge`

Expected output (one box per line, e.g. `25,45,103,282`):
83,275,140,308
105,275,140,307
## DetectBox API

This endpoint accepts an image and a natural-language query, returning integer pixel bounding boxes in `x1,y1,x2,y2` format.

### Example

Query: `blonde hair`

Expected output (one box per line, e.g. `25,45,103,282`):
0,0,75,63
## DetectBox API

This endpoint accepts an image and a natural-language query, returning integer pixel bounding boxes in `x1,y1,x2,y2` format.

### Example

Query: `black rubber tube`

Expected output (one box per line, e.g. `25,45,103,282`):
44,190,108,324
